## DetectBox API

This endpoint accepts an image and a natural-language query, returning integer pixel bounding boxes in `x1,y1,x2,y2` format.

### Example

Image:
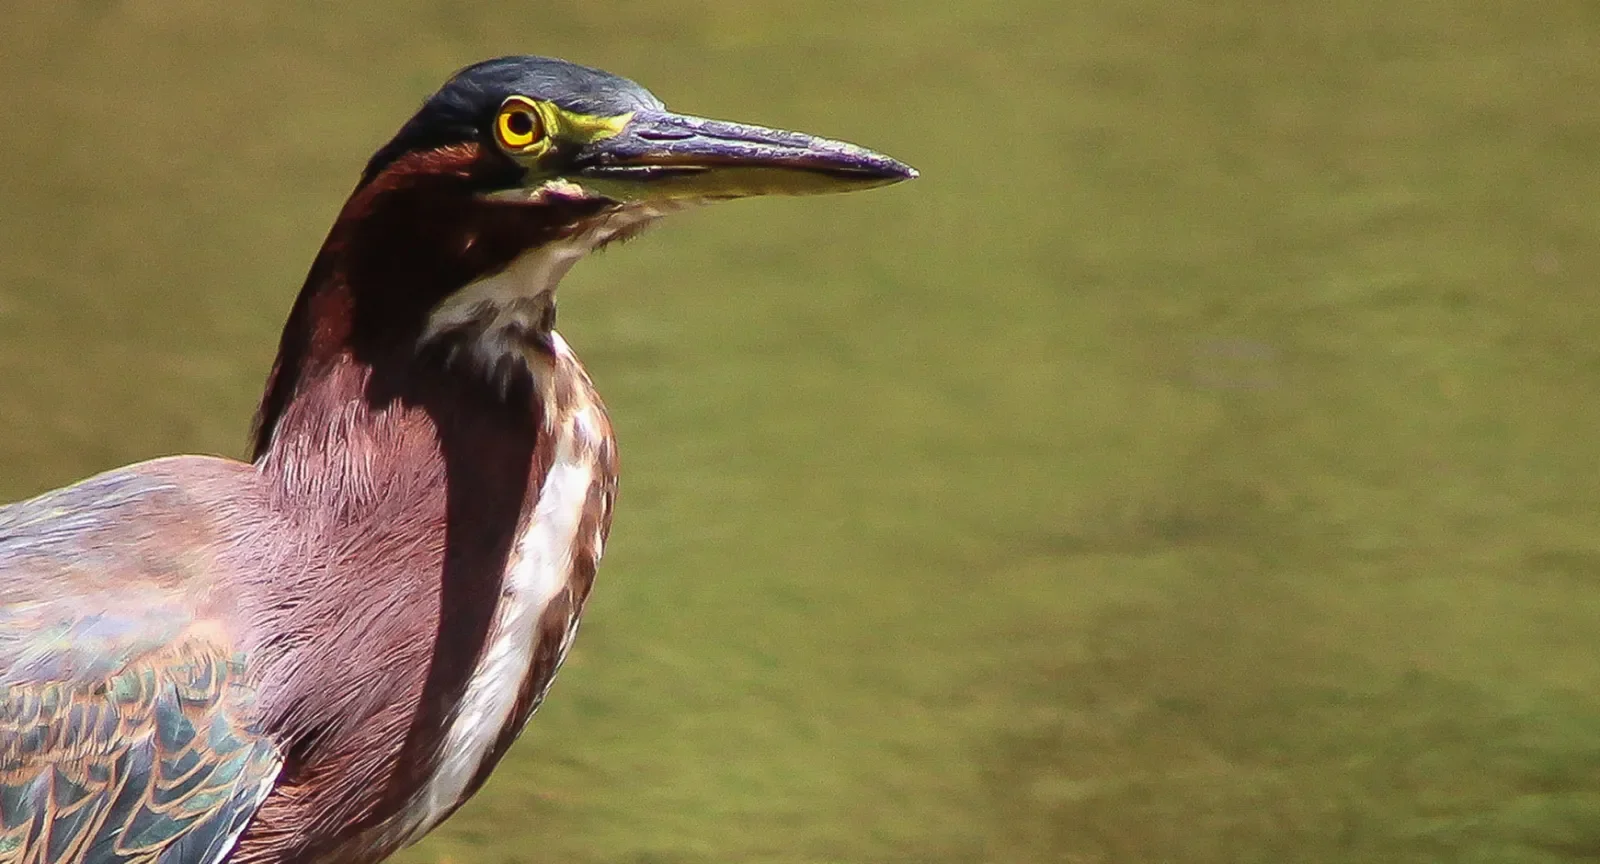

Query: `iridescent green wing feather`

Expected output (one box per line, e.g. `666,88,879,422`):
0,466,282,864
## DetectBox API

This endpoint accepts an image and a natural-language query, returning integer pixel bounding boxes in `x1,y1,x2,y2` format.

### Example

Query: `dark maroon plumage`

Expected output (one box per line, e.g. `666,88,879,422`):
237,140,619,863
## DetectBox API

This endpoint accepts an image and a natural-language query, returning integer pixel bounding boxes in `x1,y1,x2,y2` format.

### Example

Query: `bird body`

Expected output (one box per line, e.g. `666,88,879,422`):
1,324,614,864
0,55,912,864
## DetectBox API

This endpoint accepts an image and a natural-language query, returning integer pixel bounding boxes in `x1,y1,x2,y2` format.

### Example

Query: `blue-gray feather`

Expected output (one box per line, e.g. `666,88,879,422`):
362,54,666,185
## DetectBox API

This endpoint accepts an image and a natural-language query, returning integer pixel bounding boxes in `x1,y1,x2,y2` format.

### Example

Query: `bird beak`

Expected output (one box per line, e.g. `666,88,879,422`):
567,110,917,202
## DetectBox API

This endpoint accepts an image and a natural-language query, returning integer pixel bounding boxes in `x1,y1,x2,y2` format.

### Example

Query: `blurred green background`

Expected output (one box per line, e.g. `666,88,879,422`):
4,1,1600,861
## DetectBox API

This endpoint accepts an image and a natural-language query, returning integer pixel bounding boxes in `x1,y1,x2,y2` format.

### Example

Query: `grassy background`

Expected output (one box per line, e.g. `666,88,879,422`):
3,1,1600,861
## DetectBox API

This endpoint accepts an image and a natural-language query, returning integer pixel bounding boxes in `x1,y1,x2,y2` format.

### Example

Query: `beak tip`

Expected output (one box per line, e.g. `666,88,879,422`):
869,155,918,184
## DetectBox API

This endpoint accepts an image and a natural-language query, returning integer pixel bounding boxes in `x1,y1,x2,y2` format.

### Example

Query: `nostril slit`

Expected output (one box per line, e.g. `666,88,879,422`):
635,128,694,141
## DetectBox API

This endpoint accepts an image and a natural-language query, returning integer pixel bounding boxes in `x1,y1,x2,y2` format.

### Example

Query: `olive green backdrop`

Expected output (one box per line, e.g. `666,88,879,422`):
3,2,1600,861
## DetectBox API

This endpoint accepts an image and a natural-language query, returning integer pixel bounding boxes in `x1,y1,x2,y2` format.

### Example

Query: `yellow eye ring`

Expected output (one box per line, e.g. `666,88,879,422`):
494,98,546,151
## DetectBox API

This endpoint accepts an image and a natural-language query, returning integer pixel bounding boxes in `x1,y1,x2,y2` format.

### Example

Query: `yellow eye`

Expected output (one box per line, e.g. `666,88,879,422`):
495,99,546,151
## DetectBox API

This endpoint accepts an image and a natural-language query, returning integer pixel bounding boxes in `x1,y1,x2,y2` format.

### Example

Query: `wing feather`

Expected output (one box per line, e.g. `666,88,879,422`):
0,465,282,864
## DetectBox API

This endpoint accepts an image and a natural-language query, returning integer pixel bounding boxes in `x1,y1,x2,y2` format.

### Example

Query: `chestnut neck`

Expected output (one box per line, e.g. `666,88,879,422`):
238,146,614,849
249,143,607,475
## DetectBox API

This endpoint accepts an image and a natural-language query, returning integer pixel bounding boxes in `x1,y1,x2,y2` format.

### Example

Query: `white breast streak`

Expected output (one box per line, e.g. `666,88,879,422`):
391,339,603,846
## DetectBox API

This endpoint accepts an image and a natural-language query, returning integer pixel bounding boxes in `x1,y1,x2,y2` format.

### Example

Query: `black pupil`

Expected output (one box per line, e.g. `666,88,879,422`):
506,110,536,138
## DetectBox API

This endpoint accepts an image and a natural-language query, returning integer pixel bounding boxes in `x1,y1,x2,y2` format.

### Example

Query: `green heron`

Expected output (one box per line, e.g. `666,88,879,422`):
0,56,913,864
